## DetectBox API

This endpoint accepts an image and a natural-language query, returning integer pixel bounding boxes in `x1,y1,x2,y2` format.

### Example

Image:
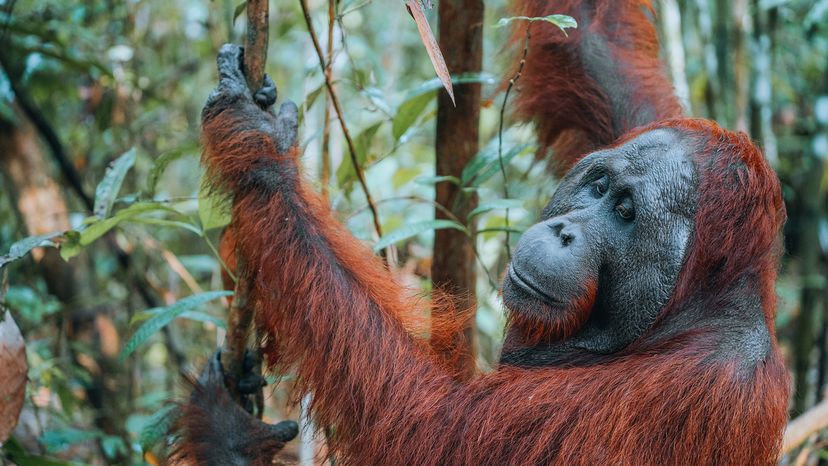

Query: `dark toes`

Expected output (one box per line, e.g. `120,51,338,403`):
269,420,299,443
237,372,267,394
254,74,278,109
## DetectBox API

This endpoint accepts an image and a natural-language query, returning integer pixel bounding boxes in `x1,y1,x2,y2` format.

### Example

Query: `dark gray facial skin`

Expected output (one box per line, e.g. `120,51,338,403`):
501,128,698,362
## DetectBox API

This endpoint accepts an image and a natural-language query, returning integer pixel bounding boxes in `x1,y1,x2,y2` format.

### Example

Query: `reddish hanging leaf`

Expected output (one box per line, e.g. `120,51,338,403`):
0,311,27,443
405,0,455,105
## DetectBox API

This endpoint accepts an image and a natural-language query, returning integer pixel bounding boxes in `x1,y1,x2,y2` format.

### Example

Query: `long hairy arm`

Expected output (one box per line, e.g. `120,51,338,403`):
511,0,683,174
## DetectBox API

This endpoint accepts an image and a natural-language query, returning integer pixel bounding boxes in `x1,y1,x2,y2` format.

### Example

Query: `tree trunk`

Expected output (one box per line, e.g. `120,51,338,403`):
659,0,690,112
731,0,751,132
433,0,483,380
792,72,828,414
694,0,723,121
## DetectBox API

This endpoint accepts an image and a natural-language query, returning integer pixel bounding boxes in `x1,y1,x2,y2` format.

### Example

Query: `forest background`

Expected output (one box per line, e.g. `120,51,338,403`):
0,0,827,464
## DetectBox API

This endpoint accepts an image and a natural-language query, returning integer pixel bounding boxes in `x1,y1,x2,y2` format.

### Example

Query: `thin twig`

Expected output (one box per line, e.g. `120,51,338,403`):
299,0,384,245
497,27,530,261
320,0,336,201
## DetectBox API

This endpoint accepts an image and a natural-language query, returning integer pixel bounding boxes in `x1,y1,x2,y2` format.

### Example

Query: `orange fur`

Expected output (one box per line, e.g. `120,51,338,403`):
198,114,788,465
510,0,683,174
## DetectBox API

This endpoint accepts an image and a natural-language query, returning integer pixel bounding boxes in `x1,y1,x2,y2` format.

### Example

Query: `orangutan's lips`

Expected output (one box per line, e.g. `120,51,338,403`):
508,266,567,307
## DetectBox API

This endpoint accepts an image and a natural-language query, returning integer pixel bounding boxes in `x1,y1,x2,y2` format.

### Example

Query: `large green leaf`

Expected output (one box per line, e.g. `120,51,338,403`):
392,73,496,141
336,122,383,190
79,202,181,248
120,290,233,362
94,148,136,218
468,199,525,219
131,308,225,329
146,146,197,196
198,178,231,232
496,14,578,35
298,82,326,123
0,232,61,269
3,437,81,466
461,143,533,187
392,92,433,141
414,175,461,186
138,404,179,452
373,220,467,252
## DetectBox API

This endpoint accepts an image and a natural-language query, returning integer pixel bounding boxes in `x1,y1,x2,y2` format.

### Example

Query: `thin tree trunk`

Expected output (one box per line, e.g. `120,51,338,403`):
792,71,828,414
714,0,732,126
695,0,723,121
731,0,752,132
752,3,778,165
433,0,483,380
660,0,690,112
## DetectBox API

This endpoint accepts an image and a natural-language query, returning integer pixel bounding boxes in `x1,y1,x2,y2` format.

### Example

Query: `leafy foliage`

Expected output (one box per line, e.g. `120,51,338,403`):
0,0,826,463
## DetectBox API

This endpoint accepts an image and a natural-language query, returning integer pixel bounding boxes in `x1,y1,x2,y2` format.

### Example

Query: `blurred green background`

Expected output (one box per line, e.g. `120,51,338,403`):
0,0,826,464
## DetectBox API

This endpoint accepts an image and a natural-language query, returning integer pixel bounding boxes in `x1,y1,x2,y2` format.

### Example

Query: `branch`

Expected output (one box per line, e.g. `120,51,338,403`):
221,0,271,411
319,0,336,201
298,0,384,244
781,399,828,455
497,27,529,262
243,0,269,91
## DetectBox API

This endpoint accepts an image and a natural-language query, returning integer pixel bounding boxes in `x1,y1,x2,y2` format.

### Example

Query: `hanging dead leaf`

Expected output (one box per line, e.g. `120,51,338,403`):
404,0,455,105
0,311,27,443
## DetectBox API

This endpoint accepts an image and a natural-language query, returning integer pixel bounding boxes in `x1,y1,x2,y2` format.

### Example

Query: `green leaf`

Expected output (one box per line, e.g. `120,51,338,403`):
392,167,422,188
392,92,433,141
146,146,197,196
0,96,16,124
139,405,179,452
131,308,225,329
496,14,578,35
3,437,81,466
233,1,247,23
414,175,461,186
79,202,176,246
198,176,231,232
373,220,467,251
59,231,82,261
40,428,99,453
99,436,127,460
94,148,136,218
360,87,393,115
336,122,383,190
299,83,326,122
120,290,233,362
461,143,533,187
468,199,525,219
0,232,61,269
392,73,496,141
130,217,203,236
476,226,525,235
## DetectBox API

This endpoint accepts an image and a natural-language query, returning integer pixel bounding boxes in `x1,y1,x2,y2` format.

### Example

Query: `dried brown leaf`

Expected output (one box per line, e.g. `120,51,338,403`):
405,0,455,105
